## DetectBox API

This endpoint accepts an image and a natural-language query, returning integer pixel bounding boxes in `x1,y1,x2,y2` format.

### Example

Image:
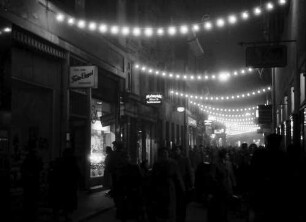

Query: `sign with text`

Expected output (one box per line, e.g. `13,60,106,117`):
256,105,272,125
188,117,197,127
246,45,287,68
69,66,98,88
145,94,163,104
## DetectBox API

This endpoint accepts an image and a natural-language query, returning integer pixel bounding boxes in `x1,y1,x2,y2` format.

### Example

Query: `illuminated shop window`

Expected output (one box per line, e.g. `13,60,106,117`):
90,98,115,178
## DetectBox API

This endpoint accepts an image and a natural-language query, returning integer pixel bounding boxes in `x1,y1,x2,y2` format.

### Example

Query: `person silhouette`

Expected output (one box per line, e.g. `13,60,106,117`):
21,143,43,221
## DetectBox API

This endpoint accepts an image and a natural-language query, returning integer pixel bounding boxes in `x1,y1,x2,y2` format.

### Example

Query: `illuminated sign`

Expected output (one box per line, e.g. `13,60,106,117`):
145,94,163,104
177,107,185,112
70,66,98,88
188,117,197,127
304,108,306,126
214,129,225,134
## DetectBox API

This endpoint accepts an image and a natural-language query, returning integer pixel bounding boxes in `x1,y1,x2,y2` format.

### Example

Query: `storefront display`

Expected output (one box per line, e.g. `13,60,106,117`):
89,98,115,179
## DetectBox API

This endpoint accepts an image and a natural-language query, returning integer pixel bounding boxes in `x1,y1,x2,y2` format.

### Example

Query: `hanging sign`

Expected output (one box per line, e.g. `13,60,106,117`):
69,66,98,88
246,45,287,68
145,94,163,104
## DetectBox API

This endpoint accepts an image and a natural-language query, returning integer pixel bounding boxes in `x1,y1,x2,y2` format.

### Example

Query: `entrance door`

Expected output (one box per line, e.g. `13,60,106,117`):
70,118,87,189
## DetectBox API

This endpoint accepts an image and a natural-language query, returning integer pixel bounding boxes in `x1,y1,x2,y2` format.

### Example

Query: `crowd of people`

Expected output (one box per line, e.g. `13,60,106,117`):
104,135,306,222
19,134,306,222
21,144,80,222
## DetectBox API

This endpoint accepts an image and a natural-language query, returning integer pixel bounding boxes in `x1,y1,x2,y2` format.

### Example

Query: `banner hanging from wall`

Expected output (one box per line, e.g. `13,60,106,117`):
69,66,98,88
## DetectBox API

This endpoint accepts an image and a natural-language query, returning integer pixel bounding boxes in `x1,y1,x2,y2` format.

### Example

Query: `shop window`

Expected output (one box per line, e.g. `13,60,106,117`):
291,87,295,113
90,98,115,179
300,73,305,104
290,115,294,143
276,109,280,126
127,62,132,92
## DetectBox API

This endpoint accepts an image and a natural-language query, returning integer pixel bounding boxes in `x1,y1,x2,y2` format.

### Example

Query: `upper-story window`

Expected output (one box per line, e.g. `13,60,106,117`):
291,87,295,113
300,73,305,105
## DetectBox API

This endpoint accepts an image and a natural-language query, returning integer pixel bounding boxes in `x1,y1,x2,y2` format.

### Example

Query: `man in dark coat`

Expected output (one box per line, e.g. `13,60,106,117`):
172,146,193,222
152,147,185,222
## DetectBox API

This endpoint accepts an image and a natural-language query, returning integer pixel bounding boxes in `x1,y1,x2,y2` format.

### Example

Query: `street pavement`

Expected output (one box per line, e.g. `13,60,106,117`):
85,201,246,222
86,202,207,222
10,188,248,222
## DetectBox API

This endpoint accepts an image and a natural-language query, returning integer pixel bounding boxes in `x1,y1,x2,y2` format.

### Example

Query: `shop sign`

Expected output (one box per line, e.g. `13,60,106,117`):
256,105,272,124
188,117,197,127
206,126,213,135
145,94,163,104
214,129,224,134
246,45,287,68
100,113,115,126
304,108,306,126
69,66,98,88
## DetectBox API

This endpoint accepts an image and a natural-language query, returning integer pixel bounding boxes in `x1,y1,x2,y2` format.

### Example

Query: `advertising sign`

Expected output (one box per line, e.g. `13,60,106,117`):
214,129,225,134
188,117,197,127
246,45,287,68
145,94,163,104
69,66,98,88
256,105,272,124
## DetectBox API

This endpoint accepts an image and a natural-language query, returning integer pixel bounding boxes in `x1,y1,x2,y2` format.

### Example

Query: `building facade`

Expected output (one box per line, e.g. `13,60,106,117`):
0,1,206,210
268,0,306,151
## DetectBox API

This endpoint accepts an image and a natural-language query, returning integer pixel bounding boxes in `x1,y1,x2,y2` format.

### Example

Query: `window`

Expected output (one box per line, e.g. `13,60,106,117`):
300,73,305,104
127,62,132,92
291,87,295,113
171,122,175,144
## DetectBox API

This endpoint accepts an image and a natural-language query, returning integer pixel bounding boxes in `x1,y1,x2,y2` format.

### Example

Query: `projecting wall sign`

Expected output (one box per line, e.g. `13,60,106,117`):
69,66,98,88
145,94,163,104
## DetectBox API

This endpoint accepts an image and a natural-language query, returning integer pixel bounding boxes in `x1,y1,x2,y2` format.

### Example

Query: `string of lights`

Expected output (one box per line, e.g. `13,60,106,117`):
170,86,271,101
0,27,11,35
134,63,256,82
210,117,259,135
208,116,255,122
189,101,257,112
190,102,255,117
226,128,260,136
55,0,287,38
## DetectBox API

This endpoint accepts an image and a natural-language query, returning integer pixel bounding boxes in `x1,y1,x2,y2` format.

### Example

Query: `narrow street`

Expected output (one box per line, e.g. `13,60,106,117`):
1,1,306,222
86,202,246,222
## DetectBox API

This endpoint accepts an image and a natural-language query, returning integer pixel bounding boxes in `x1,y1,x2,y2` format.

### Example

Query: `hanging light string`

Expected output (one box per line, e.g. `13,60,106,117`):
204,109,255,117
226,125,260,131
190,101,255,117
170,86,271,101
189,100,257,113
134,63,255,82
209,116,255,122
209,116,259,134
55,0,287,38
226,128,260,136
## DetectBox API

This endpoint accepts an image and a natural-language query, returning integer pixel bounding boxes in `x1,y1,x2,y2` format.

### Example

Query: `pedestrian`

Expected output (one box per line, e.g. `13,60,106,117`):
207,148,234,222
104,146,114,196
21,141,43,222
172,145,193,222
249,133,285,222
108,141,130,221
58,148,80,222
151,147,185,222
194,148,215,205
47,158,62,221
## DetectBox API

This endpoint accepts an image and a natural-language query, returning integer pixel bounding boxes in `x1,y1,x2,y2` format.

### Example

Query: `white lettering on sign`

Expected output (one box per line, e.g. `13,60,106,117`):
146,94,163,104
69,66,98,88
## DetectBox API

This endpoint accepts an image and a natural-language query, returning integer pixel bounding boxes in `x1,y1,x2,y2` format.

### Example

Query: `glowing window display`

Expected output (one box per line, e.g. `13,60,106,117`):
90,98,115,178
